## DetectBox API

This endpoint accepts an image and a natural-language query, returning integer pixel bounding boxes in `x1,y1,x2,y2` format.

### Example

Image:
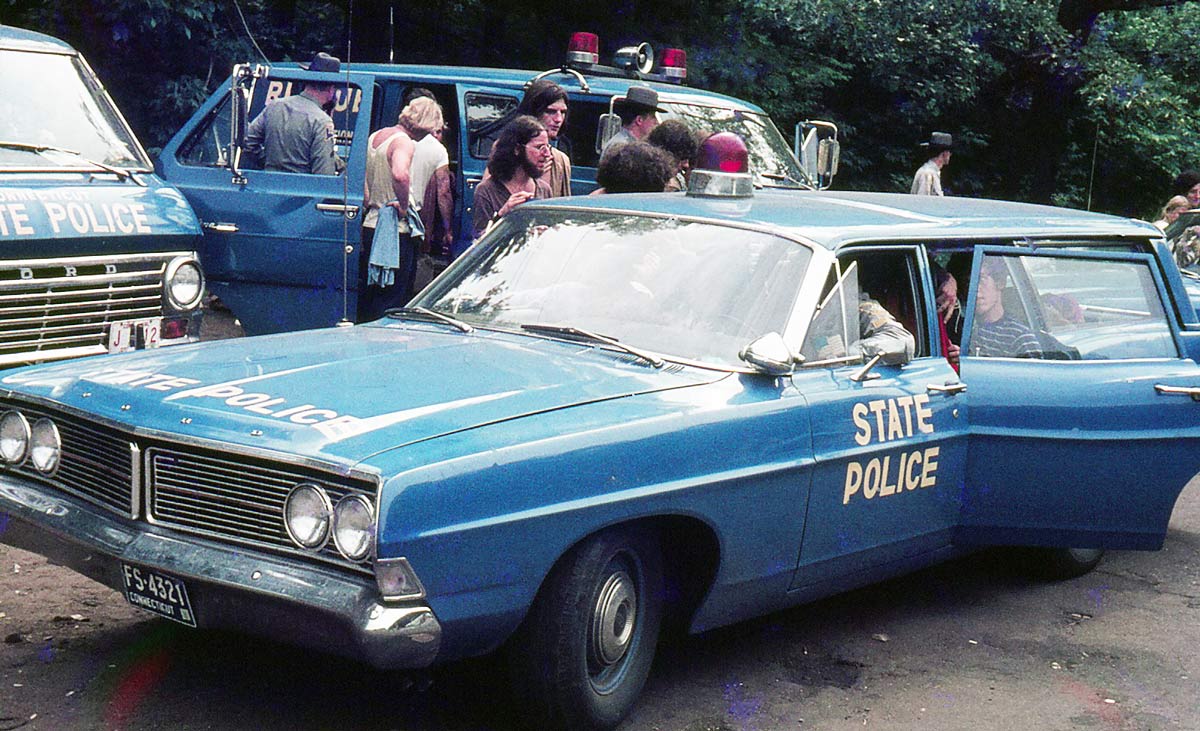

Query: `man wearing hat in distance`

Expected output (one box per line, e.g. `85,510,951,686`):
911,131,953,196
601,85,666,160
245,52,344,175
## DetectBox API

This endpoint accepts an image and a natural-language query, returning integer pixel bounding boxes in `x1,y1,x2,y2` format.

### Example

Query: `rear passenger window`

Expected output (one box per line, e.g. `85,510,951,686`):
466,92,518,159
969,253,1177,360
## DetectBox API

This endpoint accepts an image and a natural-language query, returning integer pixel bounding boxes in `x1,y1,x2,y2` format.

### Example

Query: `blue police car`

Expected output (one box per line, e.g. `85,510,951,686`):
3,137,1200,730
156,33,835,337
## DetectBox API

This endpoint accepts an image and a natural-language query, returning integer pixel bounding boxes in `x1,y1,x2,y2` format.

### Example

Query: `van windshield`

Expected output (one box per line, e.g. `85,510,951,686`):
0,50,149,171
662,103,808,188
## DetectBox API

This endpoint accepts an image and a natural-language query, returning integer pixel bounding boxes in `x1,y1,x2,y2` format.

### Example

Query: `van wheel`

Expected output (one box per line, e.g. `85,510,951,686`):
1028,547,1105,579
508,527,663,731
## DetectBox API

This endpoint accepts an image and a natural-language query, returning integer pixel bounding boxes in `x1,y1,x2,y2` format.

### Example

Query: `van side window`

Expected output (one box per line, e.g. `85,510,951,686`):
466,92,518,159
557,99,608,169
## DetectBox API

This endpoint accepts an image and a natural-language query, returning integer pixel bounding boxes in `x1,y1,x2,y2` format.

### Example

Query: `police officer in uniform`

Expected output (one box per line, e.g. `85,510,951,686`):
245,52,343,175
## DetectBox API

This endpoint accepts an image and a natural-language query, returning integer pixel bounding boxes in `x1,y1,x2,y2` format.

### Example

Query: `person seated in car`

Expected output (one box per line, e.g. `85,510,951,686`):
970,260,1042,358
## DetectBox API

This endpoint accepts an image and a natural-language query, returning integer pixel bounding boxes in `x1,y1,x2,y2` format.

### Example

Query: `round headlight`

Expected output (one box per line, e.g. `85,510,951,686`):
332,495,375,561
29,419,61,475
0,411,30,464
283,484,332,549
165,257,205,310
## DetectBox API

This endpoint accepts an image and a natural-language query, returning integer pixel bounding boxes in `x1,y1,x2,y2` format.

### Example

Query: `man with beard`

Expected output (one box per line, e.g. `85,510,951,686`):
471,115,553,239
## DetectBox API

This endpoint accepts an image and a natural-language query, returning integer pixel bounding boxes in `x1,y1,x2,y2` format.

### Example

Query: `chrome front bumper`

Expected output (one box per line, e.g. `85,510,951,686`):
0,476,441,669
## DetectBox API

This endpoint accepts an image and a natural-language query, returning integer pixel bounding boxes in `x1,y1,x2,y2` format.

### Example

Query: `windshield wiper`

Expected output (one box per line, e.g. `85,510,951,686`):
760,171,811,189
520,324,664,368
0,141,143,185
384,306,474,332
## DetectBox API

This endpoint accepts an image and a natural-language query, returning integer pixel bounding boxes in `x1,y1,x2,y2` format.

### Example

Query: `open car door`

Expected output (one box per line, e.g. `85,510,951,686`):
162,66,375,334
957,247,1200,550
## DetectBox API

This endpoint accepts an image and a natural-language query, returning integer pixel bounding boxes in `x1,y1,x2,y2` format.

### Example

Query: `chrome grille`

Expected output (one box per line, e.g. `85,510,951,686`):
0,253,175,359
0,400,133,516
148,445,375,565
0,397,375,572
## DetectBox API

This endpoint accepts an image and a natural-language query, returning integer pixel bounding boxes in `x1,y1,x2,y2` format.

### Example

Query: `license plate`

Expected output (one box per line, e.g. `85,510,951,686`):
121,564,196,627
107,317,162,353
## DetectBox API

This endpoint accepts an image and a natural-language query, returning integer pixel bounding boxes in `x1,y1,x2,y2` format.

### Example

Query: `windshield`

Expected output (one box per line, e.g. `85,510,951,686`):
415,209,813,368
0,50,148,171
662,103,807,188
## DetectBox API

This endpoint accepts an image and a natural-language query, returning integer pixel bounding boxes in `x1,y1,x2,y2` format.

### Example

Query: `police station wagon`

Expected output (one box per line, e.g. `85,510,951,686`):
3,139,1200,730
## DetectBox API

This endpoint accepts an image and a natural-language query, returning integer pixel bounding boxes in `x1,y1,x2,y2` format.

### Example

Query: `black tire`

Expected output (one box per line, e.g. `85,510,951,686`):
1027,547,1105,579
507,526,663,731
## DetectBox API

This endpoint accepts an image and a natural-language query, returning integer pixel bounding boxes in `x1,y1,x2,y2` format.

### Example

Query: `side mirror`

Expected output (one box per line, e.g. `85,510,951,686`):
596,113,622,155
739,332,800,375
794,120,839,190
230,85,249,151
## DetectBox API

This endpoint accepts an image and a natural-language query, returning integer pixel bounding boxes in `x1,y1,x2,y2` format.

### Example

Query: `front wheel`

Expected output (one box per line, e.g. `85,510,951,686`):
507,527,663,731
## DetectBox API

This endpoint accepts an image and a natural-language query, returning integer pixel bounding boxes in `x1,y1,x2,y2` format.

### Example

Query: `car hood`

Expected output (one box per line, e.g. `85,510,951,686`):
0,324,725,465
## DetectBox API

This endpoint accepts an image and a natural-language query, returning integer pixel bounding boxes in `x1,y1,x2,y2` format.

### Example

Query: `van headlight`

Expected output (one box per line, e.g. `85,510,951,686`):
29,419,61,475
164,257,205,310
284,483,332,549
0,411,30,464
332,494,375,561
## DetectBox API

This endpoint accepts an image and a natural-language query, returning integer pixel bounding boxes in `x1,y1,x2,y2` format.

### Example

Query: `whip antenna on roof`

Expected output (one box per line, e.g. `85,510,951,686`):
389,5,395,64
229,0,269,63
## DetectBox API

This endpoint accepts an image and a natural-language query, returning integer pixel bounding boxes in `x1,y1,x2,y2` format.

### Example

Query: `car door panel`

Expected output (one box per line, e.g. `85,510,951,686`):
957,247,1200,549
165,71,375,334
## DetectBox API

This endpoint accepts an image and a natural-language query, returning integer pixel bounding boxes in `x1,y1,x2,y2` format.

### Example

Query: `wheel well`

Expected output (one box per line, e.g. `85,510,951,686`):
544,516,720,636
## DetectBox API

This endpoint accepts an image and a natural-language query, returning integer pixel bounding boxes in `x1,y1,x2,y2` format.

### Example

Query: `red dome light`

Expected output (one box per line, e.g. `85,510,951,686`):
697,132,749,174
567,32,600,65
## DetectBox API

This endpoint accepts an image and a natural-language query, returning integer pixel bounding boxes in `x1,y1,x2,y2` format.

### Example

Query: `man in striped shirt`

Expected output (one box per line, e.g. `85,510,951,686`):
970,261,1042,358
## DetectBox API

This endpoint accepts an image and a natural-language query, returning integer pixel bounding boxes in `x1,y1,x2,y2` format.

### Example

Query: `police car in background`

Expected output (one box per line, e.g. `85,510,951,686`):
4,134,1200,730
0,25,205,365
156,32,837,336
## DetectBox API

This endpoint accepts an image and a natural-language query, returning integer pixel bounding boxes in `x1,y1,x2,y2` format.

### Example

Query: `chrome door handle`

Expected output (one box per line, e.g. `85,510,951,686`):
201,221,239,233
927,381,967,394
316,202,360,219
1155,384,1200,400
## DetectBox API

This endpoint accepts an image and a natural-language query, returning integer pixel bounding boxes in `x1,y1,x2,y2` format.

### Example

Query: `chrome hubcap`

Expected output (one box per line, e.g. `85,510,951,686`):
591,569,636,668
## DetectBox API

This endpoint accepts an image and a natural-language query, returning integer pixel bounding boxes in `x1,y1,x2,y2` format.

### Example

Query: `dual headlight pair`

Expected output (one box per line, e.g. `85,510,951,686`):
0,411,61,474
284,483,374,562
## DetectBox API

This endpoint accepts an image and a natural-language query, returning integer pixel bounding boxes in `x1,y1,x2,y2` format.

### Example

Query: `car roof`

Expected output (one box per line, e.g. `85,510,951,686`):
274,61,764,112
0,25,77,54
526,190,1161,249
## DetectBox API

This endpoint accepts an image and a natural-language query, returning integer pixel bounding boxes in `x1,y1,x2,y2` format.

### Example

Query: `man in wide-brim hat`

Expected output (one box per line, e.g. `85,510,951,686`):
601,85,667,159
912,131,952,196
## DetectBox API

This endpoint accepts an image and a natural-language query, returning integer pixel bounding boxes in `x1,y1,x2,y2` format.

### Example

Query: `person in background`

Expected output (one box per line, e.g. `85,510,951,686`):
601,85,664,158
515,80,572,197
1172,170,1200,209
1154,194,1190,232
911,132,952,196
360,96,443,318
472,116,553,239
403,88,455,258
244,52,343,175
933,265,963,370
592,141,676,194
646,119,700,192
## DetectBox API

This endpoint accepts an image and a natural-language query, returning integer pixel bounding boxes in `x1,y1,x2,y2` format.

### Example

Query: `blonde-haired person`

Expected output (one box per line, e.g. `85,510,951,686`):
1154,195,1190,232
360,97,443,319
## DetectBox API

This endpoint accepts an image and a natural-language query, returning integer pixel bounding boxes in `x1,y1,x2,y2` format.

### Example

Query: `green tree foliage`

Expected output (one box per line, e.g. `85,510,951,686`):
6,0,1200,217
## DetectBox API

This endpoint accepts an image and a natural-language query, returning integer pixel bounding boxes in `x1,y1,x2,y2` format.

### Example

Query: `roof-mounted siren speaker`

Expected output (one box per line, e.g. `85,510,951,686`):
567,32,600,66
613,43,655,75
660,48,687,82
